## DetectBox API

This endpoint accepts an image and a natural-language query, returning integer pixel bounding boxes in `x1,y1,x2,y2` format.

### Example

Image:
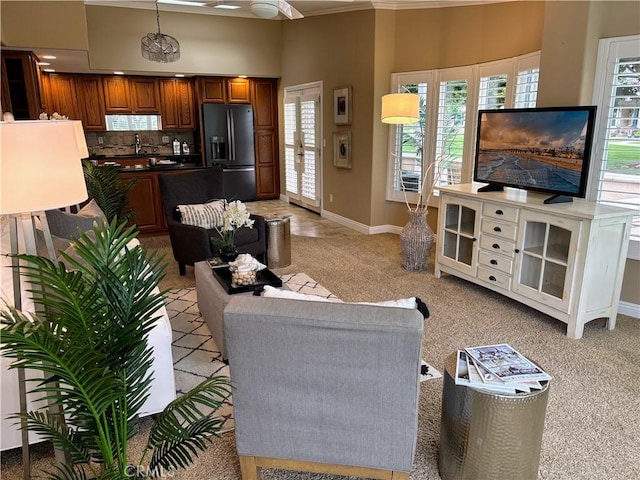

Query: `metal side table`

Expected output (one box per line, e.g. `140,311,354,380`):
439,351,550,480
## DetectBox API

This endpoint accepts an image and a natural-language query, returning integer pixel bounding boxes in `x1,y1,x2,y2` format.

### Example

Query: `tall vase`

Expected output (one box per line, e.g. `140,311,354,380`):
400,210,435,272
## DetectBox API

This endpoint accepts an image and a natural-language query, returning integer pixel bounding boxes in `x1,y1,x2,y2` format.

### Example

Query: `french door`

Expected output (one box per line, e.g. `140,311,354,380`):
284,83,321,212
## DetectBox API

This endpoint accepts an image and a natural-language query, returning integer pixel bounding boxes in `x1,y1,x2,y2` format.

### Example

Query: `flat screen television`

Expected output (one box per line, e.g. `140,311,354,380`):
473,106,597,204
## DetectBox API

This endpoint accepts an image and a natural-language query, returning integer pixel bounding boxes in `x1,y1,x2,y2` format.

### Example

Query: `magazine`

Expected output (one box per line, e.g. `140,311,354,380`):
456,351,517,394
464,343,552,383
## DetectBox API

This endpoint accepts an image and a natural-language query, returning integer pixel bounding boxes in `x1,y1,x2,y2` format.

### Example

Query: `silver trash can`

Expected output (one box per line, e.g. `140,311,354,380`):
265,215,291,268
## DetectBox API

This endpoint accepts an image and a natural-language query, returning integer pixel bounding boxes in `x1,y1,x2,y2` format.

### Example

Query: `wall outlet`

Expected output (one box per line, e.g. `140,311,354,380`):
98,137,104,144
329,194,333,202
162,135,170,143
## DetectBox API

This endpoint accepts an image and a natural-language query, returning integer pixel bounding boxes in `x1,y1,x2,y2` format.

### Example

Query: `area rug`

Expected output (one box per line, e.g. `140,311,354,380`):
164,276,440,433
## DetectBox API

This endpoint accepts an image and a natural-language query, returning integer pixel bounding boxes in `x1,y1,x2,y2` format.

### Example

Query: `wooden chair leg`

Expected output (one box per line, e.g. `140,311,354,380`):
238,455,260,480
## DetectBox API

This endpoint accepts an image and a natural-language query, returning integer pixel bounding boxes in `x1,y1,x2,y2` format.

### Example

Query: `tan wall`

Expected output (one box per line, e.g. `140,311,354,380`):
281,10,377,225
1,1,89,50
85,6,282,76
393,2,545,72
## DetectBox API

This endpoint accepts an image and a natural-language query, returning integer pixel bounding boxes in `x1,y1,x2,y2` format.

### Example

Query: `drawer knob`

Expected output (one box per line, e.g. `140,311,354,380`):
492,243,500,249
489,275,497,281
493,226,502,232
490,259,498,265
496,209,504,215
515,248,520,254
472,237,477,242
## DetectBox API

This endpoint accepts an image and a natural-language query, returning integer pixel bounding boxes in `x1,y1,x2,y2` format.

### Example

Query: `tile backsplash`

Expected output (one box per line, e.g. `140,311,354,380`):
84,131,196,157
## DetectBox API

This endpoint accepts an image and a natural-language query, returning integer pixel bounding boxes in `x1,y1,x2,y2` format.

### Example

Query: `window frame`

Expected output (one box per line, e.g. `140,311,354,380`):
589,35,640,260
385,52,541,208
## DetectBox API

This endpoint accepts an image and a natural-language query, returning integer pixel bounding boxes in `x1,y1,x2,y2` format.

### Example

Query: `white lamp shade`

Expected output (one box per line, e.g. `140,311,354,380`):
250,0,279,18
381,93,420,124
0,120,89,215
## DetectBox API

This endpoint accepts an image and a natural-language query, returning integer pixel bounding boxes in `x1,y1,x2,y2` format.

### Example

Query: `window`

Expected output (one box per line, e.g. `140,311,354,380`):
386,52,540,206
591,35,640,255
105,115,162,131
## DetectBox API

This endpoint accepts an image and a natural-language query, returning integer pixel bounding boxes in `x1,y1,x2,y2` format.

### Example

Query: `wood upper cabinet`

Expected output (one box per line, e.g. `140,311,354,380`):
130,78,160,113
252,78,277,129
226,78,251,103
103,76,132,113
75,75,106,131
159,78,195,129
1,50,43,119
198,77,251,104
198,77,225,103
42,73,81,120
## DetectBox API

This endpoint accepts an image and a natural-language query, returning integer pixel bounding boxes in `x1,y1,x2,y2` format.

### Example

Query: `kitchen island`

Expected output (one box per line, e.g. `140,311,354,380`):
90,155,206,235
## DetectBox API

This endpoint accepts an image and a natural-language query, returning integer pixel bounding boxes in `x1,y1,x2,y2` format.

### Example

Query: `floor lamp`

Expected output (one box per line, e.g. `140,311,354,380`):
0,119,89,479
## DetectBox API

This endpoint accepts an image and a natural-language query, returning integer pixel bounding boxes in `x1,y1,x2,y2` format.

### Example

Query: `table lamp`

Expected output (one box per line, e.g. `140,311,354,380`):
0,119,88,479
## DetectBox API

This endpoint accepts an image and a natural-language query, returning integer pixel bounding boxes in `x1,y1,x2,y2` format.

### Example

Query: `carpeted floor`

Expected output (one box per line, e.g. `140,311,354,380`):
2,232,639,479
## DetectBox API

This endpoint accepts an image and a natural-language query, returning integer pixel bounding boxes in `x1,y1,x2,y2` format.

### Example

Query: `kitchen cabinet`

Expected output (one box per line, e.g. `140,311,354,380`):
435,184,635,339
103,76,161,114
103,76,132,113
119,171,165,235
198,77,251,104
226,78,251,103
159,78,195,129
75,75,106,131
1,50,43,120
42,73,81,120
251,78,279,199
130,78,160,113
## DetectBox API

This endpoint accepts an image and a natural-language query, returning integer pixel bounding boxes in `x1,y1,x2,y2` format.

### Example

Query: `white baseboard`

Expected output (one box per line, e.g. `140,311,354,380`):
618,300,640,319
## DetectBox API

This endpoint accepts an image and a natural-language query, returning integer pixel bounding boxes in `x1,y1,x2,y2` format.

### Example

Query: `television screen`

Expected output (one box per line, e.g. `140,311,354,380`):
473,106,597,201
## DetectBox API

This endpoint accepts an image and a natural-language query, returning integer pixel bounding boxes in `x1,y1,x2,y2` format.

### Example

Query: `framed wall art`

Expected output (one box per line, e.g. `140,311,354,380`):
333,131,352,169
333,86,352,125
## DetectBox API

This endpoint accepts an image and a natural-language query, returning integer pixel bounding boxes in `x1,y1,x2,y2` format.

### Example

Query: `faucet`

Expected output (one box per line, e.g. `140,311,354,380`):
134,133,141,155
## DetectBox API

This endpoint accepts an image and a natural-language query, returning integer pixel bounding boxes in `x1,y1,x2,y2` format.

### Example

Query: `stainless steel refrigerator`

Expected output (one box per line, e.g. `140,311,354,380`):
202,103,256,201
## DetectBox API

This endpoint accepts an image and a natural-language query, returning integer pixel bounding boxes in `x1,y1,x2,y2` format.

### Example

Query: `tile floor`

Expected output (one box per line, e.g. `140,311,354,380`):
246,199,363,238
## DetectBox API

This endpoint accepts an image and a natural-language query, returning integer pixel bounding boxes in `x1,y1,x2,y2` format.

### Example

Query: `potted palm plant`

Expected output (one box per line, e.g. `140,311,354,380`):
1,220,231,479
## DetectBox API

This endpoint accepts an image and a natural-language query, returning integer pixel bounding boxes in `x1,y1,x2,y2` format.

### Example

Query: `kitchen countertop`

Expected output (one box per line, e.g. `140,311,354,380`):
117,163,206,173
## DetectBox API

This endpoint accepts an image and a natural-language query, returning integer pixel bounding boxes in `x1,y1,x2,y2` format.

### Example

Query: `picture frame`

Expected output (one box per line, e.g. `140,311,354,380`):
333,131,352,169
333,86,352,125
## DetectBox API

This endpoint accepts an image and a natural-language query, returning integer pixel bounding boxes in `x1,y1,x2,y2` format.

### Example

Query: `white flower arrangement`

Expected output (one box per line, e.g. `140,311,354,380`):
39,112,69,120
215,200,255,248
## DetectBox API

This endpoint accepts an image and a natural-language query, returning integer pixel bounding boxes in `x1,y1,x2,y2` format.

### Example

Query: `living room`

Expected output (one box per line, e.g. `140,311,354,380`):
1,1,639,479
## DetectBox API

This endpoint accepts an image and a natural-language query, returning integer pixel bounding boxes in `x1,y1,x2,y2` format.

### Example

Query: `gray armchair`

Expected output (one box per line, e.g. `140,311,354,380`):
157,169,266,275
224,296,424,480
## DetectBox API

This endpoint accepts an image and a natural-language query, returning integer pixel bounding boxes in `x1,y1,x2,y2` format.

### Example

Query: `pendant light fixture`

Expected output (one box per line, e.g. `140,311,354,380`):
141,0,181,63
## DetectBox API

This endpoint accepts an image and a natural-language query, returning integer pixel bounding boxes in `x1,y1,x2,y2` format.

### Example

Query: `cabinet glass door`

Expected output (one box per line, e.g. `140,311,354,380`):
513,214,581,312
438,198,480,276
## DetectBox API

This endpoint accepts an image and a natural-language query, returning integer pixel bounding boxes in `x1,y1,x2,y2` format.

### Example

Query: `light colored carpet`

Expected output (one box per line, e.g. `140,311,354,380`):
2,233,639,480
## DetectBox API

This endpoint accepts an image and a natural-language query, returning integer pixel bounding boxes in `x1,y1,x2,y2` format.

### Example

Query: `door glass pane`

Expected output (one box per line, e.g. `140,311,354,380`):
523,221,547,256
445,204,460,230
458,236,474,265
443,231,457,259
460,206,476,235
546,225,571,262
541,262,566,298
520,254,542,289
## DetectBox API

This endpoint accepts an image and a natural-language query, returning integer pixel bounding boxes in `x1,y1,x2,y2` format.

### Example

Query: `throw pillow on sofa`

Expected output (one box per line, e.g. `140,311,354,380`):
46,199,107,240
177,200,225,229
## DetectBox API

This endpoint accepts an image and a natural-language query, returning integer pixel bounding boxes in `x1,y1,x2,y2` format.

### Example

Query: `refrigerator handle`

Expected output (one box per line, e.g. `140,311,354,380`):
228,109,236,162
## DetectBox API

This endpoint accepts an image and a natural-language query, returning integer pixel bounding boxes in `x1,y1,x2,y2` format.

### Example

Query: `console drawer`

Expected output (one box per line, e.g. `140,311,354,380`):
477,266,511,290
478,250,513,275
481,218,517,241
483,203,519,223
479,235,515,257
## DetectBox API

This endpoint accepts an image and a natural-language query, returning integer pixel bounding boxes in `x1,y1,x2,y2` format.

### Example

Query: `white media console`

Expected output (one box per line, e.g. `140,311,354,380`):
435,183,635,339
